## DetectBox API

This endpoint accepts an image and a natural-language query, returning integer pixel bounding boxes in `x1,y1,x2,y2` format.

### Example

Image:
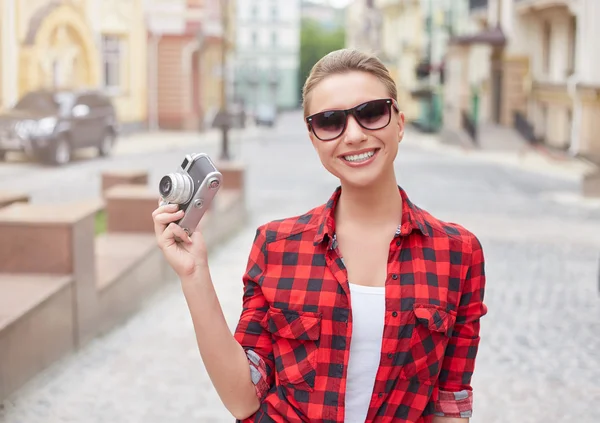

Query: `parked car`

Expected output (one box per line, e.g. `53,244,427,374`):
255,104,277,127
0,89,119,165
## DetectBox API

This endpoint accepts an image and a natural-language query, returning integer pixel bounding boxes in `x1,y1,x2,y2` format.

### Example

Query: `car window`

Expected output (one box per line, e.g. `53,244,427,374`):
75,95,94,107
53,92,76,116
14,92,58,113
93,95,109,108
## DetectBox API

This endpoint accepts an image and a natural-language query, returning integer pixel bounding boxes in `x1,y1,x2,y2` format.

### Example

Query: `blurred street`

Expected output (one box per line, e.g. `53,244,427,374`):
0,126,258,205
1,111,599,423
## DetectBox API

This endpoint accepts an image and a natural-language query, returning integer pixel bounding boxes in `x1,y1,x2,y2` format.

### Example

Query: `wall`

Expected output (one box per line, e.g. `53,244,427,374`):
530,8,573,83
98,0,148,128
577,0,600,86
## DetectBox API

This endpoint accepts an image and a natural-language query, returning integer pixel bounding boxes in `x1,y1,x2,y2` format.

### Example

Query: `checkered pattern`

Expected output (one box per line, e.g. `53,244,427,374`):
234,186,487,422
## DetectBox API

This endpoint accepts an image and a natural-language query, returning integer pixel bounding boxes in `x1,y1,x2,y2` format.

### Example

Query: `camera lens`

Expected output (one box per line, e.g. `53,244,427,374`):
158,172,194,204
159,176,173,197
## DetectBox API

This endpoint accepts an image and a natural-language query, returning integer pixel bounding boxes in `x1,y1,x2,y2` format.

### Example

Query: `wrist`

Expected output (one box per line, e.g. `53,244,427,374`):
180,263,211,287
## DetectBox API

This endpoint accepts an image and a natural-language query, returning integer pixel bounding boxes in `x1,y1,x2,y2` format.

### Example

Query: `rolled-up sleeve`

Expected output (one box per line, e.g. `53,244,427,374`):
233,226,274,401
433,234,487,418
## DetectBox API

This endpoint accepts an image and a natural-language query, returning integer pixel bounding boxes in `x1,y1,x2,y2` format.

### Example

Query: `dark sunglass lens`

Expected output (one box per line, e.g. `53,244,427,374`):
312,111,346,140
355,100,389,129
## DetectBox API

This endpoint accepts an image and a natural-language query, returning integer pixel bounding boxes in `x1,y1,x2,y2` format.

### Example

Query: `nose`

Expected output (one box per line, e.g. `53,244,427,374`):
343,115,367,144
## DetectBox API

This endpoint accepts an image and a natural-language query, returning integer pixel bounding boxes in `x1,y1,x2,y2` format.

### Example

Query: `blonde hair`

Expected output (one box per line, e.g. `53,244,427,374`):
301,48,398,117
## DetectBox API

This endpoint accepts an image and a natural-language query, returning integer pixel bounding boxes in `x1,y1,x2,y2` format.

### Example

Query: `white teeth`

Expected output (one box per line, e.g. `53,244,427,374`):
344,150,375,162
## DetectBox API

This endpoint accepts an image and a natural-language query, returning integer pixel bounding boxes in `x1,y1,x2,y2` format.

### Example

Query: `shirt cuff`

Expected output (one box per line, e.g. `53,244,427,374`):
246,349,270,400
433,389,473,418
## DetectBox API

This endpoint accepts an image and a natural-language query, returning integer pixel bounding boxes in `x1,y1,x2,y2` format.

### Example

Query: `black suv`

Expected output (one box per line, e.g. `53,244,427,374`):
0,89,119,165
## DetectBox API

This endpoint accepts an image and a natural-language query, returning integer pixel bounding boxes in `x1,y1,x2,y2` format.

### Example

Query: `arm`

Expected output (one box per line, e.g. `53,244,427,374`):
181,271,260,420
181,227,273,420
431,235,487,419
232,227,275,409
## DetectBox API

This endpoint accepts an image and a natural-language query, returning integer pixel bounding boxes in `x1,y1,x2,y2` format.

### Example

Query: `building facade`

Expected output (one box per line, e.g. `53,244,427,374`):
345,0,382,56
0,0,148,131
145,0,232,131
374,0,425,121
445,0,600,160
516,0,600,158
234,0,301,111
348,0,462,124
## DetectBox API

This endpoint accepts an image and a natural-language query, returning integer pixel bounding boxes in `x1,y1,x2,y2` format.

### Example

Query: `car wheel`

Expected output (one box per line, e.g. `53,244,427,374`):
46,137,71,165
98,131,115,157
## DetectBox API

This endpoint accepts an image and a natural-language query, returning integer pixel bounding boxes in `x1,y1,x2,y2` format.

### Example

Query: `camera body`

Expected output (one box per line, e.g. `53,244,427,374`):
159,153,222,235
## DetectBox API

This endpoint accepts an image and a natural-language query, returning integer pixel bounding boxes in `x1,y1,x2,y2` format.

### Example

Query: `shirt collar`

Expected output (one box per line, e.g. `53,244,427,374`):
313,185,429,247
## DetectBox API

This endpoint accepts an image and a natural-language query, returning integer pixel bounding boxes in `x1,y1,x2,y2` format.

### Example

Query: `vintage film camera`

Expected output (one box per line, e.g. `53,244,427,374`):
159,153,222,236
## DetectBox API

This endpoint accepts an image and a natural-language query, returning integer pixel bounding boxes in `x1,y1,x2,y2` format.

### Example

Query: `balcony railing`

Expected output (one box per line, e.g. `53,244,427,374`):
469,0,488,10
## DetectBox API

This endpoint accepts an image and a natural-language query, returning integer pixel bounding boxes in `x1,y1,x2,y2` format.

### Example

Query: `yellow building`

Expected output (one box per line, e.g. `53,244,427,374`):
0,0,148,130
376,0,424,122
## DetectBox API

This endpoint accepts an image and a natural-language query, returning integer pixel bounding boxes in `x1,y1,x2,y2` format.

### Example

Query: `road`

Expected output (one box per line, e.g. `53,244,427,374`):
0,127,258,205
1,111,599,423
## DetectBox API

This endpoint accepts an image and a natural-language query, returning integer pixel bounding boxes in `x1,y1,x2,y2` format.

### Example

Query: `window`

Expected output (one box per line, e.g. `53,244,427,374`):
252,31,258,47
272,31,277,47
542,21,551,76
272,4,277,20
567,15,577,76
102,35,121,91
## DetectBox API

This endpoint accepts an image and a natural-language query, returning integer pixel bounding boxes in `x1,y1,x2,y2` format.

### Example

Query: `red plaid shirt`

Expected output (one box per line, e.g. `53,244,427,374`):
234,186,487,422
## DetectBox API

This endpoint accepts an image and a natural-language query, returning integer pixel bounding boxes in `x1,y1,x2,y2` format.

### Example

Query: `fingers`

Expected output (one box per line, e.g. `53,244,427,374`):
152,203,181,241
152,202,178,219
154,208,184,225
162,222,193,247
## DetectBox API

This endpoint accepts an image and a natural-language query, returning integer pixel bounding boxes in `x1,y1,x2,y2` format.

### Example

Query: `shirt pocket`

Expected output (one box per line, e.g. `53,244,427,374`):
398,304,457,384
266,306,322,392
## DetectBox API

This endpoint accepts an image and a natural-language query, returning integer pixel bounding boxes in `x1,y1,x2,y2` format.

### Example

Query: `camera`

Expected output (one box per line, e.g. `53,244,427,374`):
159,153,222,236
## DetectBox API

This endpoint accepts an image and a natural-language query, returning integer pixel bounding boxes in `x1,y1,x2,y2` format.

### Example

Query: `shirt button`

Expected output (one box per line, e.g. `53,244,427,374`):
392,311,398,317
391,274,398,280
387,353,393,359
378,393,383,398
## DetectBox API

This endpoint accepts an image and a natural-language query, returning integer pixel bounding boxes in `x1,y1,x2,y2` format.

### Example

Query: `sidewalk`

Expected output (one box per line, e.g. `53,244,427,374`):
113,125,261,157
411,125,597,183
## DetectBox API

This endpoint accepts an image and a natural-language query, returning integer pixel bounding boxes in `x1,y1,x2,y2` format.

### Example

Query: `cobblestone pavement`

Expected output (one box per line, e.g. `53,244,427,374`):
1,112,600,423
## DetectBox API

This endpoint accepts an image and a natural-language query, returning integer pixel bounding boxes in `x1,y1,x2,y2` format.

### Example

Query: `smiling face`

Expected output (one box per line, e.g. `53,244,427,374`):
305,71,405,189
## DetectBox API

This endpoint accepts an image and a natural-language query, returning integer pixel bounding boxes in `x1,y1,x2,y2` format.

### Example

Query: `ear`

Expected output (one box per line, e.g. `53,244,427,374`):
397,111,405,143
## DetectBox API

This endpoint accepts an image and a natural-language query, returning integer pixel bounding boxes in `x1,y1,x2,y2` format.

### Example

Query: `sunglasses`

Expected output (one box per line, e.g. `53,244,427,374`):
306,98,399,141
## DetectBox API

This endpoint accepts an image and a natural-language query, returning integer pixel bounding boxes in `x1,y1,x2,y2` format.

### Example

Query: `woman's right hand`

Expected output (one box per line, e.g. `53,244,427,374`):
152,201,209,280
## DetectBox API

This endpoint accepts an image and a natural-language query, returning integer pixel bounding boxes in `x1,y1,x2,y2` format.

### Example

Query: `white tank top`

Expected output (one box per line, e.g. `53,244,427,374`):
345,282,386,423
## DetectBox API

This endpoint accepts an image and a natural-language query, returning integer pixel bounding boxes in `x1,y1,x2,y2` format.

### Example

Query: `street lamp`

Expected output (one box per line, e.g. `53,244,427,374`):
218,0,231,161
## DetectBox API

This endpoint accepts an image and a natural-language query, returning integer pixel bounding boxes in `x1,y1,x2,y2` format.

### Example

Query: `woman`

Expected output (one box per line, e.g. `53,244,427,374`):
152,49,487,423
